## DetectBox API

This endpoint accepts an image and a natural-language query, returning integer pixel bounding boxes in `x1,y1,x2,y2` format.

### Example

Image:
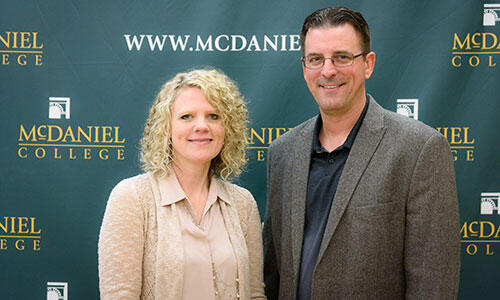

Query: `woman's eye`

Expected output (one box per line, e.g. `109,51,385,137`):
180,114,191,120
209,114,220,120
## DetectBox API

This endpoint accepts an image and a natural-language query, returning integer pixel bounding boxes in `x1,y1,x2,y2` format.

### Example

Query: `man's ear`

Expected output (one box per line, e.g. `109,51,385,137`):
364,51,376,79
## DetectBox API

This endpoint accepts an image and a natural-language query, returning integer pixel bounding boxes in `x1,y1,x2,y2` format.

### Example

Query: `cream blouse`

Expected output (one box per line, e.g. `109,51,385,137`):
160,174,238,299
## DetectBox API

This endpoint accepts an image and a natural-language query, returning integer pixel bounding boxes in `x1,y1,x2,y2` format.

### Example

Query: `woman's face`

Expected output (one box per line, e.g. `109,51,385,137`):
170,87,225,170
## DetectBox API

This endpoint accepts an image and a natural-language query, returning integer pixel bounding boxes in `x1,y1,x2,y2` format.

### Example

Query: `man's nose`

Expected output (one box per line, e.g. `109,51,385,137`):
321,58,337,78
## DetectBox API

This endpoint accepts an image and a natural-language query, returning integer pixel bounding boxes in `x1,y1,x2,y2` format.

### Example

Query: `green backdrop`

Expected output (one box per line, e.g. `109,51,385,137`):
1,0,499,299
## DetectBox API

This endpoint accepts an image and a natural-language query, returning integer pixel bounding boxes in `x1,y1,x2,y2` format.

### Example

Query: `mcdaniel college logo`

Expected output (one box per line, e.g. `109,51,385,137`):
17,97,127,161
461,192,500,256
452,4,500,68
0,31,43,67
0,216,41,252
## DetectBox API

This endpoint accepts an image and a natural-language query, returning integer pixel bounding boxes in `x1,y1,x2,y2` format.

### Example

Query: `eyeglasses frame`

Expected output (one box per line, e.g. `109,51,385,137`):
301,52,369,69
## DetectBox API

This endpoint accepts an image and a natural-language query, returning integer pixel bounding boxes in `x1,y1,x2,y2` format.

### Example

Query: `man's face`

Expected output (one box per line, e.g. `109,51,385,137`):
302,23,375,116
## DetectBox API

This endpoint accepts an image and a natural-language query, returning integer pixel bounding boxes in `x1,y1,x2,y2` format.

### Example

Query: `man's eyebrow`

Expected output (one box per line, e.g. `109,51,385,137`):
332,50,352,55
305,52,323,57
305,50,353,57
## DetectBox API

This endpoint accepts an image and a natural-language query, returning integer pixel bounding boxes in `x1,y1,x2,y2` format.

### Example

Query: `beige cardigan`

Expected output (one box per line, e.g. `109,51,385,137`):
98,173,266,300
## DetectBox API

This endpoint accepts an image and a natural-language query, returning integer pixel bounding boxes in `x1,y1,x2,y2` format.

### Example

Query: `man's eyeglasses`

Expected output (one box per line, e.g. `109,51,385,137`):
301,52,368,69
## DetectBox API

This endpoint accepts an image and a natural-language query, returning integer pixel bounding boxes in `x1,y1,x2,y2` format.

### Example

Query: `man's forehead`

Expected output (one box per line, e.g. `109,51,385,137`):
303,24,363,52
305,23,360,40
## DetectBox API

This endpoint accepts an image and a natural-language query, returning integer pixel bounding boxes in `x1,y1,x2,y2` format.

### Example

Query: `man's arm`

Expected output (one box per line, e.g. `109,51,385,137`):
404,133,460,299
263,143,280,300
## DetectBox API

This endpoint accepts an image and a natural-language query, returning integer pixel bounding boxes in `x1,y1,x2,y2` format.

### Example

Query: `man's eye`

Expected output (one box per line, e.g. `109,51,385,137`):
308,56,323,63
336,55,350,61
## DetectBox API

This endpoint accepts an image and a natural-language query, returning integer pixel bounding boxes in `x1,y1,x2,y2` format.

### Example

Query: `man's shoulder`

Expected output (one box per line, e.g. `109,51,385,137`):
270,115,317,149
380,106,442,143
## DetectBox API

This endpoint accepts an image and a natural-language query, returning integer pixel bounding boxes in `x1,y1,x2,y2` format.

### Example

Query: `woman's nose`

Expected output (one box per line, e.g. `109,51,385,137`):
193,118,209,131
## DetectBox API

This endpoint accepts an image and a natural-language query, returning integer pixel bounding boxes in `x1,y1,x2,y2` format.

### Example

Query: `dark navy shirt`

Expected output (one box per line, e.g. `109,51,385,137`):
297,97,369,300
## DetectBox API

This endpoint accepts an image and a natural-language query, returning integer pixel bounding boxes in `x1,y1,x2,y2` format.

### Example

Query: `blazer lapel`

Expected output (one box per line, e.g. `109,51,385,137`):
317,97,387,262
290,117,316,282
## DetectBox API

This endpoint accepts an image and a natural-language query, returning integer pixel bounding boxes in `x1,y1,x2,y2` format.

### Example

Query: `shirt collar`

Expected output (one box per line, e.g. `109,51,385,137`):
312,95,370,154
157,172,231,206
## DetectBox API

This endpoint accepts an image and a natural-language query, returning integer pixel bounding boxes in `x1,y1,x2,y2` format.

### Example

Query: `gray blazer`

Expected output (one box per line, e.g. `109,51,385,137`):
263,95,460,300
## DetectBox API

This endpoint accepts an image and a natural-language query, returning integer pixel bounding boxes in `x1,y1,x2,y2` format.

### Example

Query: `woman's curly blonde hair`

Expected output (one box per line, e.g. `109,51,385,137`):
140,68,248,180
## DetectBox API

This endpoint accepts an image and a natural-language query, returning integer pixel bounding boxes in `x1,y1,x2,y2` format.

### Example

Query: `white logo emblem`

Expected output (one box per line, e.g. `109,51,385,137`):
47,282,68,300
480,192,500,214
484,4,500,26
49,97,71,119
396,99,419,120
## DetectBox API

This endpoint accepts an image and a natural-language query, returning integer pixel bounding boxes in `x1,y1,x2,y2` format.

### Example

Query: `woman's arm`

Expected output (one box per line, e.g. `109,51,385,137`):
98,179,145,300
244,191,267,300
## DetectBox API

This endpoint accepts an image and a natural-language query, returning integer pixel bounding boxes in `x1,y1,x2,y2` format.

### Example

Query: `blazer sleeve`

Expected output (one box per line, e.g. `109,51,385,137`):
404,133,460,299
263,143,280,300
98,179,145,300
243,190,267,300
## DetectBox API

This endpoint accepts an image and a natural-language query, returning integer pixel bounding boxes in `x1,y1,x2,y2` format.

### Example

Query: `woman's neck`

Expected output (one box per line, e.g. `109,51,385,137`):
172,162,211,223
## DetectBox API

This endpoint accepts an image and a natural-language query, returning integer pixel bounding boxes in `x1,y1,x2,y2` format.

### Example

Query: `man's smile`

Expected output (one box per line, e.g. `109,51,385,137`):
319,82,345,90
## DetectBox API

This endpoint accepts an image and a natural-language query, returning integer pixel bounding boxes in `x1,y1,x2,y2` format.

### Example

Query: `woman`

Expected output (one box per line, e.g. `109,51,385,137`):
98,68,266,300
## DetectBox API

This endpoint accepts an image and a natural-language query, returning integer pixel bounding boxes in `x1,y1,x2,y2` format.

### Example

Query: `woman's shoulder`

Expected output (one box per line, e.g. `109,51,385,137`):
114,173,150,187
219,179,253,200
110,173,151,193
108,173,155,206
218,179,262,235
217,179,258,214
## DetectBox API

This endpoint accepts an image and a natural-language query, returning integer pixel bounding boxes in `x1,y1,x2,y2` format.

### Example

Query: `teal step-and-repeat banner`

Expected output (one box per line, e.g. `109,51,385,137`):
1,0,499,299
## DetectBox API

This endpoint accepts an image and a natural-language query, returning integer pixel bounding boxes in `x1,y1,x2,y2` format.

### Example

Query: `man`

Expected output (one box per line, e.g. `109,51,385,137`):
263,6,460,300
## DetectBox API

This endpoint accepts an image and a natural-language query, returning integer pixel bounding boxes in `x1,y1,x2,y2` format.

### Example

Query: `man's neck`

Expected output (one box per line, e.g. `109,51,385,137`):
318,96,366,152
